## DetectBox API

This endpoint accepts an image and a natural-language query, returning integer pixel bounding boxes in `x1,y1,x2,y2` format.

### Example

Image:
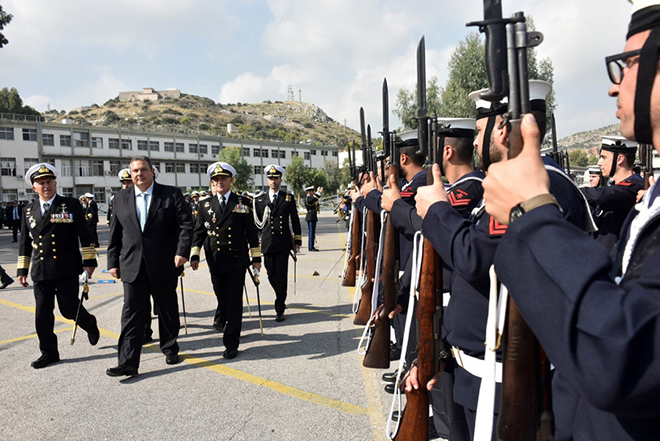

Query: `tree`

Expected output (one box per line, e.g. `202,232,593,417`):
322,159,342,193
217,146,254,192
393,76,442,131
0,87,40,116
307,167,327,189
284,155,309,201
0,4,13,48
568,149,590,167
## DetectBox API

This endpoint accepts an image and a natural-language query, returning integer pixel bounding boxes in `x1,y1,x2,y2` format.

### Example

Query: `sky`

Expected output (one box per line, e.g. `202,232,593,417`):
0,0,633,141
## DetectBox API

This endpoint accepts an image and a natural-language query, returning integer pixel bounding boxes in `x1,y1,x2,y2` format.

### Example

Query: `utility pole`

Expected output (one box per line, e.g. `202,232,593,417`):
298,89,302,102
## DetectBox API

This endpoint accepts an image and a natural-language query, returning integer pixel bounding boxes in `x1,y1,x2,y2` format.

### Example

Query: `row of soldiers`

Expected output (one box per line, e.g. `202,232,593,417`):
13,158,303,373
345,2,660,439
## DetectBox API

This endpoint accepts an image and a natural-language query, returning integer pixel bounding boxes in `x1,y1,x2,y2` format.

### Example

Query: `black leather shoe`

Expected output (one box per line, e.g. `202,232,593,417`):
223,349,238,359
165,353,180,365
142,335,154,345
31,354,60,369
384,383,396,394
106,365,138,377
0,278,14,289
275,314,285,322
382,369,401,383
311,247,320,251
88,328,100,346
213,320,226,332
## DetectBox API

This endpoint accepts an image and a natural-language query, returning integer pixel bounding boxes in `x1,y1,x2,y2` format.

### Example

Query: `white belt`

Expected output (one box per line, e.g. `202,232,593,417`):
452,346,502,383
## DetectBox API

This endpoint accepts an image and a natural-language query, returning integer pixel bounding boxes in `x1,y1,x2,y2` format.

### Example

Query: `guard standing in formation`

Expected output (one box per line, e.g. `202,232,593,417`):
253,164,302,322
107,155,193,377
190,162,261,359
582,136,643,250
304,185,323,251
17,163,100,369
82,192,99,246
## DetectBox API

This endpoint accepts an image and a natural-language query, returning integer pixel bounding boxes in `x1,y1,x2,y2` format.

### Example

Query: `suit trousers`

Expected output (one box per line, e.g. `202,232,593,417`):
210,269,246,351
263,251,289,315
34,276,97,358
118,259,180,368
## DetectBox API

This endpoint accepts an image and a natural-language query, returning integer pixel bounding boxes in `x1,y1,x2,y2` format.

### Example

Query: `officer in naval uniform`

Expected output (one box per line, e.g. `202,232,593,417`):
190,162,261,359
82,192,99,246
253,165,302,322
17,163,100,369
107,168,133,226
304,185,323,251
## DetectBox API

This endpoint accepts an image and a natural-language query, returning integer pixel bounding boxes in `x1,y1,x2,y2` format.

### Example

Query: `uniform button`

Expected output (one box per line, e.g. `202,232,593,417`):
40,257,44,261
39,242,43,246
53,249,56,252
228,234,232,238
216,227,219,230
51,234,55,237
40,250,43,253
39,235,43,239
53,256,57,259
228,227,232,230
228,241,232,245
52,242,56,245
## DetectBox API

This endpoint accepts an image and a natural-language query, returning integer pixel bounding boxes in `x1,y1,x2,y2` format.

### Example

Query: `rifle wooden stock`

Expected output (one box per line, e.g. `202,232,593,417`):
342,206,360,287
497,298,540,441
395,237,439,441
354,208,378,326
363,209,397,368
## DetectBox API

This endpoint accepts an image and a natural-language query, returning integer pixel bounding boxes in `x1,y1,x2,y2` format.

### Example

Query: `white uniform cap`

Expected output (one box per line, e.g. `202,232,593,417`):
84,193,94,198
397,130,417,142
264,164,285,177
436,118,476,138
26,163,57,186
118,168,132,182
207,161,236,178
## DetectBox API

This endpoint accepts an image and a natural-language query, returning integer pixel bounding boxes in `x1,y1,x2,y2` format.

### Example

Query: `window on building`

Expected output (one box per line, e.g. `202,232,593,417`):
22,128,37,141
74,160,91,177
150,141,159,151
253,165,263,174
253,148,261,157
92,137,103,148
137,140,148,151
61,187,73,198
262,149,269,158
310,149,317,155
25,189,37,201
176,163,185,173
92,160,104,176
60,160,72,177
332,151,338,157
60,134,72,147
0,158,16,176
165,162,175,173
93,188,106,203
199,144,208,154
242,147,250,157
321,150,328,156
190,163,200,173
175,142,184,153
211,145,219,155
42,133,54,146
109,160,121,175
152,162,161,173
292,151,299,157
121,139,132,150
189,143,198,154
0,127,14,140
164,142,174,152
109,138,120,149
2,189,18,202
73,132,89,147
24,158,39,175
304,152,310,160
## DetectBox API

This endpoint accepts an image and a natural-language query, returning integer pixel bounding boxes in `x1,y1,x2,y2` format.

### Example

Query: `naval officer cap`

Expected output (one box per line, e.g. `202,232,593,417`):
84,192,94,198
601,136,637,154
305,185,315,192
118,168,132,182
436,118,476,139
265,164,285,178
207,161,236,178
26,163,57,186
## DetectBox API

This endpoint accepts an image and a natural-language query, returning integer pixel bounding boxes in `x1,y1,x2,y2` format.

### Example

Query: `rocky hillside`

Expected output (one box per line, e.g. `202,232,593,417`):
45,94,359,147
557,123,621,154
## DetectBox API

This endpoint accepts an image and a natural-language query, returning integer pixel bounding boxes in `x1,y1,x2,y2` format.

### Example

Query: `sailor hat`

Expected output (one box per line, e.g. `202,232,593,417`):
84,193,94,198
118,168,132,182
588,166,602,175
207,162,236,178
26,163,57,186
265,164,285,178
436,118,476,138
601,136,637,153
305,186,315,192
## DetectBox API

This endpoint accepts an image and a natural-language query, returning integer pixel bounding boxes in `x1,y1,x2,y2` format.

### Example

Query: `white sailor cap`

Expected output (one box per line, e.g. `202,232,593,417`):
26,163,57,186
265,164,285,178
84,193,94,198
395,129,419,148
469,88,508,119
601,136,637,153
207,161,236,178
588,166,602,175
305,186,315,192
628,1,660,37
118,168,132,182
435,118,476,138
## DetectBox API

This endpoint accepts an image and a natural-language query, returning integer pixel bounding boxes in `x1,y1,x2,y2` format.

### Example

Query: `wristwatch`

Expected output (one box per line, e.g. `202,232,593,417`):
509,194,561,223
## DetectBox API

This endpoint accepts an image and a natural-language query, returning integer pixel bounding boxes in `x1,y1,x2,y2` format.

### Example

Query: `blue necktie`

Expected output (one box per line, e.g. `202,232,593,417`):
138,193,148,231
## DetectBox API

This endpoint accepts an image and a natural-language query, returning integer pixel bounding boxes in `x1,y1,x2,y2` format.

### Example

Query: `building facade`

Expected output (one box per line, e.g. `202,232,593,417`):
0,113,338,211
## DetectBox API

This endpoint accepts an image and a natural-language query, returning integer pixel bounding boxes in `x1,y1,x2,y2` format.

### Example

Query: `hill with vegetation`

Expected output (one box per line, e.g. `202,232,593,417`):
44,94,359,147
557,123,621,154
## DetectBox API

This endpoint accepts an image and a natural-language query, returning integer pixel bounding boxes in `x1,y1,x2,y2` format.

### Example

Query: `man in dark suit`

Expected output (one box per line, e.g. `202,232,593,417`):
190,162,261,359
106,155,193,377
304,186,323,251
253,165,302,322
10,200,22,242
16,163,100,369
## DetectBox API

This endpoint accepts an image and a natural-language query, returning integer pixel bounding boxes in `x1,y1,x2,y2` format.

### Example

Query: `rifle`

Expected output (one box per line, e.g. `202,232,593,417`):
363,78,399,368
470,4,548,440
354,110,379,326
342,140,360,287
395,36,445,441
639,143,655,190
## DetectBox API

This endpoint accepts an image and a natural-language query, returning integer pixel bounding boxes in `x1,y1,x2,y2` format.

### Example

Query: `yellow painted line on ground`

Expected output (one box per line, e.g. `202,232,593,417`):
88,291,124,300
0,326,74,345
0,296,368,416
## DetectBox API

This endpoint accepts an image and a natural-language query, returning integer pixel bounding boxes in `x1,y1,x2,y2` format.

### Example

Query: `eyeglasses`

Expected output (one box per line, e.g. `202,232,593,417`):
605,49,642,85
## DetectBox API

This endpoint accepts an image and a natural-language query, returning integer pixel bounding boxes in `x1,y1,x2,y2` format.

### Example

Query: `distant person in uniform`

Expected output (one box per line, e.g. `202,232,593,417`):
82,192,99,246
304,185,323,251
16,163,100,369
10,199,21,242
581,136,643,250
588,165,604,188
252,165,302,322
107,168,134,226
190,162,261,359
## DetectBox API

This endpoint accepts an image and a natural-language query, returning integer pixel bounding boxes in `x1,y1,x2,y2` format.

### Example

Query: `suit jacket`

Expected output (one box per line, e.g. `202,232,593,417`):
190,193,261,274
107,182,193,284
17,195,97,281
253,192,302,254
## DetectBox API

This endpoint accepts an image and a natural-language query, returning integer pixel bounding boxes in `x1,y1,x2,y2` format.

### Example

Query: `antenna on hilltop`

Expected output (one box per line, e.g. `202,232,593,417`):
287,85,294,101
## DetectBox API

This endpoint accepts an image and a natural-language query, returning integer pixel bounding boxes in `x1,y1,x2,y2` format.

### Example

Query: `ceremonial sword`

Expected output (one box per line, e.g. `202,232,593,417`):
247,266,264,335
71,270,90,345
180,271,188,334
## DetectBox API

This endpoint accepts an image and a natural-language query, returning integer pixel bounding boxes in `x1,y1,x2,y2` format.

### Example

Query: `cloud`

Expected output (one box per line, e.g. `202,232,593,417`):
24,95,51,113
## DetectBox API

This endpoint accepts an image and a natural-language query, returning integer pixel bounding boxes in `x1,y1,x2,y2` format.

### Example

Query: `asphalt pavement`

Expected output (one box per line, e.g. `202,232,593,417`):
0,211,401,441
